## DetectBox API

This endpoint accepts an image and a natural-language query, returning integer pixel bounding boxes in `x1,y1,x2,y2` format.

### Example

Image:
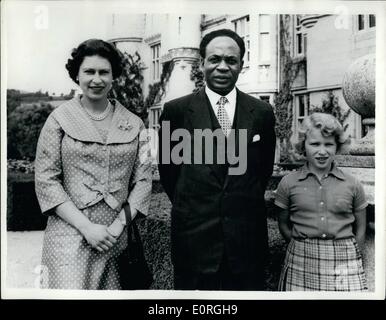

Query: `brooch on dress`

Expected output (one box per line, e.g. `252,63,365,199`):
118,119,132,131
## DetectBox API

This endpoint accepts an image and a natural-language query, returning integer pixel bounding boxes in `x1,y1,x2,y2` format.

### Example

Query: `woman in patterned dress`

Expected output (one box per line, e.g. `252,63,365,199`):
35,39,152,289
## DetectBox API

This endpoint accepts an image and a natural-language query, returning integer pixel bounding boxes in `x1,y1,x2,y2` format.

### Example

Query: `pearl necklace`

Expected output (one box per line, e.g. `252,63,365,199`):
83,102,113,121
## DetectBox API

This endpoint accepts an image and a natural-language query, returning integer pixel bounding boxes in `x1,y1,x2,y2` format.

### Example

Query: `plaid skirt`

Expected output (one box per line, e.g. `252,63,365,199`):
278,237,367,291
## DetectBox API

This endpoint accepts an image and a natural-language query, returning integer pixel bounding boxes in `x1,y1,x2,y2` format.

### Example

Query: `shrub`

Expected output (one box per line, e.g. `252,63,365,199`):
7,159,35,174
311,91,351,128
190,61,205,93
109,51,147,122
7,171,47,231
144,60,174,111
7,89,22,115
7,102,54,160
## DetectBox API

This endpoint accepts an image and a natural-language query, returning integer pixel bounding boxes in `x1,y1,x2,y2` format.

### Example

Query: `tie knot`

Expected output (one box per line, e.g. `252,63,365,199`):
217,96,228,106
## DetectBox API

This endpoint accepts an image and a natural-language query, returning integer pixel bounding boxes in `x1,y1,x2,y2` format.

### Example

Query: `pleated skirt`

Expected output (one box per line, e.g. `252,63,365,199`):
278,237,367,291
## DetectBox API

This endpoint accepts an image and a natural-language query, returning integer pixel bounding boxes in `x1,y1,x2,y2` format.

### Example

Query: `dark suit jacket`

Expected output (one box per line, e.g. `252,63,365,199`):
158,88,276,275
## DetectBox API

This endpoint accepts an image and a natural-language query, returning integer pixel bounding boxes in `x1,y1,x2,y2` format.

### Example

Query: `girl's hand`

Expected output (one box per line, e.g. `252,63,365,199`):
356,235,366,253
81,223,118,252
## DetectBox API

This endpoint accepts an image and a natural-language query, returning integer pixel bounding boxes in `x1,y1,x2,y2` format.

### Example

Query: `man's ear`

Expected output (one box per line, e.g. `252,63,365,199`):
199,58,206,74
240,59,244,69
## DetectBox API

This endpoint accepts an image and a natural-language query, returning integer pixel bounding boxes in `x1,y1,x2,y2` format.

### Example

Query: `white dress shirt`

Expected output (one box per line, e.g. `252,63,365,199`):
205,86,237,126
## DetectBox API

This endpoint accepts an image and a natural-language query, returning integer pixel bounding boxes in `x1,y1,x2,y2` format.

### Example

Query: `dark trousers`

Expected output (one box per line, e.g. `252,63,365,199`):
174,255,265,291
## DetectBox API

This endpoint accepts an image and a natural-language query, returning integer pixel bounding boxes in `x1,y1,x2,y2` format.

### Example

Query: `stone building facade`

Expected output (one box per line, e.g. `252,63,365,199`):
106,13,376,148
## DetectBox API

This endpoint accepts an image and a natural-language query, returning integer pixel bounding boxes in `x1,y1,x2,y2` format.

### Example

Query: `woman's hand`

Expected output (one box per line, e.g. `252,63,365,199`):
55,202,117,252
81,223,118,252
106,218,125,238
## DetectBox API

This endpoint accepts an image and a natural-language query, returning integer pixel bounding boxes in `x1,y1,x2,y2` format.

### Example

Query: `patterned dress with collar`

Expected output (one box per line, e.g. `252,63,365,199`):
35,96,152,289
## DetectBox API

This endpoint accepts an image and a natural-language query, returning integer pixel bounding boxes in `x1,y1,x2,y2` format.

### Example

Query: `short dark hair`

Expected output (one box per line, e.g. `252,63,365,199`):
65,39,124,84
199,29,245,60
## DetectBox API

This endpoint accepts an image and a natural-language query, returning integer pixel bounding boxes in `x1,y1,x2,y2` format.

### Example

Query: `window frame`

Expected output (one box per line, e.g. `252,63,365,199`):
357,14,376,31
258,94,272,105
358,14,365,30
294,15,305,57
369,14,376,28
150,42,161,82
233,15,250,67
149,105,162,130
294,94,309,133
258,14,271,64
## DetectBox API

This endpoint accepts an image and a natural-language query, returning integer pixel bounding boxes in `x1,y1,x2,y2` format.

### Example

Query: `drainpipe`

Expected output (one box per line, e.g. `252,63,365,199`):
277,14,280,100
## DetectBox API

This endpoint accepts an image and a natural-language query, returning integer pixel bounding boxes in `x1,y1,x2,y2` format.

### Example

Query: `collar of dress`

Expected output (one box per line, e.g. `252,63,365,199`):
52,95,142,145
297,162,346,181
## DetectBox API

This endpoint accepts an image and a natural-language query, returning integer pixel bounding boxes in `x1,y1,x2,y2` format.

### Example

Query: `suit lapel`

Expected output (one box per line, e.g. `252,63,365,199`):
187,89,213,131
224,90,255,189
187,89,224,185
233,89,255,143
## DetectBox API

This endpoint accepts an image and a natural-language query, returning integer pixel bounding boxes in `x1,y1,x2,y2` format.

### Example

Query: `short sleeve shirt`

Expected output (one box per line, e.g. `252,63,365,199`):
274,163,368,239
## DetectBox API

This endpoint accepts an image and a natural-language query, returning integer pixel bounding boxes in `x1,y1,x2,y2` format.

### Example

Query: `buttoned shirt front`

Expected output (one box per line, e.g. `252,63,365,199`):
274,163,368,239
205,86,237,125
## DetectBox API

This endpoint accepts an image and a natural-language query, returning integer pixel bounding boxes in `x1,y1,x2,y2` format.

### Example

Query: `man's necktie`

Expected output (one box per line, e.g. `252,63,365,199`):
216,96,232,136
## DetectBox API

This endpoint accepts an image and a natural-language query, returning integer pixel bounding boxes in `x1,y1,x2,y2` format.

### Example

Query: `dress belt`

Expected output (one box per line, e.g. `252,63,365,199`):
80,181,122,211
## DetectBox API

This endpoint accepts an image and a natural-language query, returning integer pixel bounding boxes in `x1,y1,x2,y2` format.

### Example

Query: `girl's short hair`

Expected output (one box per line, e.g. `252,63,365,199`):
65,39,124,84
294,112,350,155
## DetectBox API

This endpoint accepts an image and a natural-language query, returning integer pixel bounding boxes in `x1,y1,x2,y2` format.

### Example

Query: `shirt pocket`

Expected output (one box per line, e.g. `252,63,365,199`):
331,196,353,214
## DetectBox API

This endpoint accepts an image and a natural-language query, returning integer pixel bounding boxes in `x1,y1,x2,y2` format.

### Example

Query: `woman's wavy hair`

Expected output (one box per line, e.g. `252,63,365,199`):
65,39,124,84
294,112,351,156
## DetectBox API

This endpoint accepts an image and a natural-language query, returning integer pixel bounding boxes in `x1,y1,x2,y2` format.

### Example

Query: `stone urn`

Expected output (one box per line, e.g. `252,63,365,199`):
342,54,375,155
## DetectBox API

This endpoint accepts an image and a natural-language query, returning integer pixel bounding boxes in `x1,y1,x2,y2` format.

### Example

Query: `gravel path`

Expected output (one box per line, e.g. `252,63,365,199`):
6,231,44,289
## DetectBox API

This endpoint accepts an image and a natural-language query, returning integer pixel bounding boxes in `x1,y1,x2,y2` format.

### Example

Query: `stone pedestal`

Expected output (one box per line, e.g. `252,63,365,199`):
342,54,375,155
341,54,375,228
335,155,374,205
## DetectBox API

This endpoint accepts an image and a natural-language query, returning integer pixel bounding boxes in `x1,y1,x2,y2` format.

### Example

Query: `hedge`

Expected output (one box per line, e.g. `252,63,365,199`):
7,102,54,160
7,172,47,231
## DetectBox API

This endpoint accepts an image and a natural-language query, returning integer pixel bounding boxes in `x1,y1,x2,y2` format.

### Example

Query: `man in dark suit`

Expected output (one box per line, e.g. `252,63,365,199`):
158,29,276,290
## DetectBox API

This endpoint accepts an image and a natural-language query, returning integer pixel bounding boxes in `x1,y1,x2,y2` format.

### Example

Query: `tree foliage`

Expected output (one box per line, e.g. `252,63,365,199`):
108,51,147,122
311,91,350,129
190,61,205,93
8,102,54,160
7,89,22,115
274,15,303,163
145,60,174,110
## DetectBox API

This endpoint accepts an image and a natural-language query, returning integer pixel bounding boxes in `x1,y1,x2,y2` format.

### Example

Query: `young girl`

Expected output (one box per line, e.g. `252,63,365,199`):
275,112,368,291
